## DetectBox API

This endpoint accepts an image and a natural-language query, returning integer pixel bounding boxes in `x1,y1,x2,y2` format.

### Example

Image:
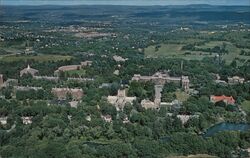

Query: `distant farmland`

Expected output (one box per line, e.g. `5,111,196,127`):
0,54,72,62
144,39,250,64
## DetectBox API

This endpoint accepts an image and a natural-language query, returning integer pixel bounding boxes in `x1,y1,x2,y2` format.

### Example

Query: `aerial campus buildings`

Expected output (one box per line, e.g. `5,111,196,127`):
132,71,190,91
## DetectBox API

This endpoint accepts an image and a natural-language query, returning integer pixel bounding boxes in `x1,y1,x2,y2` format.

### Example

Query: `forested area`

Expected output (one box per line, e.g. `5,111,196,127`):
0,55,250,157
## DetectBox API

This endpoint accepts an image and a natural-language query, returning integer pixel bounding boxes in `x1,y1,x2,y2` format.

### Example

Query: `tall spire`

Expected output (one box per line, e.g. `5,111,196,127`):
181,60,184,76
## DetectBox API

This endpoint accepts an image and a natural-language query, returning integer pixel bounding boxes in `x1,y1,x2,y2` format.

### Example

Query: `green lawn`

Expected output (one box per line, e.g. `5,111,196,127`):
145,43,184,57
195,41,228,49
66,69,86,77
241,100,250,113
175,91,189,102
0,54,72,62
144,43,214,60
144,41,250,64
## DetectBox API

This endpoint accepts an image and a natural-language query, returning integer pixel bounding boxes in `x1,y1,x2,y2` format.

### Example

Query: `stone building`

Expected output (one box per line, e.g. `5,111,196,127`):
68,77,94,82
0,74,3,88
34,76,59,82
0,116,7,125
54,65,81,75
181,76,190,91
24,47,35,54
22,116,32,125
141,85,164,110
141,99,156,109
51,88,84,101
228,76,245,85
81,60,93,67
107,89,136,111
1,79,18,88
20,65,39,77
14,86,43,91
55,60,93,75
154,85,163,106
132,71,190,91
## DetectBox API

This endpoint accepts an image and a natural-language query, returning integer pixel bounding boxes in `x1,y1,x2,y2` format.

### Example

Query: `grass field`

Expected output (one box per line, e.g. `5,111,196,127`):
66,69,86,76
0,54,72,62
241,100,250,113
195,41,228,49
145,43,214,60
175,90,189,102
144,40,250,64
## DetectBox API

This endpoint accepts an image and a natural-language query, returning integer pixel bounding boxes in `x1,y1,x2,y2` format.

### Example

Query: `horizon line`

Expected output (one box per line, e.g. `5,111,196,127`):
1,0,250,6
1,4,250,7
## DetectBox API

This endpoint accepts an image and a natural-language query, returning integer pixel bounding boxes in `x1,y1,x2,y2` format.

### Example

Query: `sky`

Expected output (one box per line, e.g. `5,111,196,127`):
1,0,250,6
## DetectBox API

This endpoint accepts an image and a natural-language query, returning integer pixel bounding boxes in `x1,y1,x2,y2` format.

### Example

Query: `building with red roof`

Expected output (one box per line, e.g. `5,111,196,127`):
210,95,235,105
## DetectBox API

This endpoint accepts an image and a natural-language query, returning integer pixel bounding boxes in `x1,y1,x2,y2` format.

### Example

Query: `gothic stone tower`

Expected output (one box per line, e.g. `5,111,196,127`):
181,76,190,92
0,74,3,87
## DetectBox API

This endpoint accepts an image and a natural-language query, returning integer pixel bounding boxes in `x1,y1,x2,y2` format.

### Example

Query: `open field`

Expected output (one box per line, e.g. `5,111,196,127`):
175,90,190,102
241,100,250,113
144,40,250,64
66,69,86,76
145,43,214,60
195,41,228,49
0,54,72,62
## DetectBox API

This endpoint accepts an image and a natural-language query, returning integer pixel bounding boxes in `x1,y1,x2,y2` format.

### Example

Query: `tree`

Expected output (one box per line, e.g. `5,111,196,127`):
215,100,226,108
2,88,12,99
123,103,133,115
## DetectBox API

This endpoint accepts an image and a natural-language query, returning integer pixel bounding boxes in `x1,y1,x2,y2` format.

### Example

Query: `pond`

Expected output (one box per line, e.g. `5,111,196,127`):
160,122,250,142
203,122,250,137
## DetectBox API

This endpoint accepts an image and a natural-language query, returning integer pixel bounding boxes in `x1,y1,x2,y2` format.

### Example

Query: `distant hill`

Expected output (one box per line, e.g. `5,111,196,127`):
1,5,250,24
